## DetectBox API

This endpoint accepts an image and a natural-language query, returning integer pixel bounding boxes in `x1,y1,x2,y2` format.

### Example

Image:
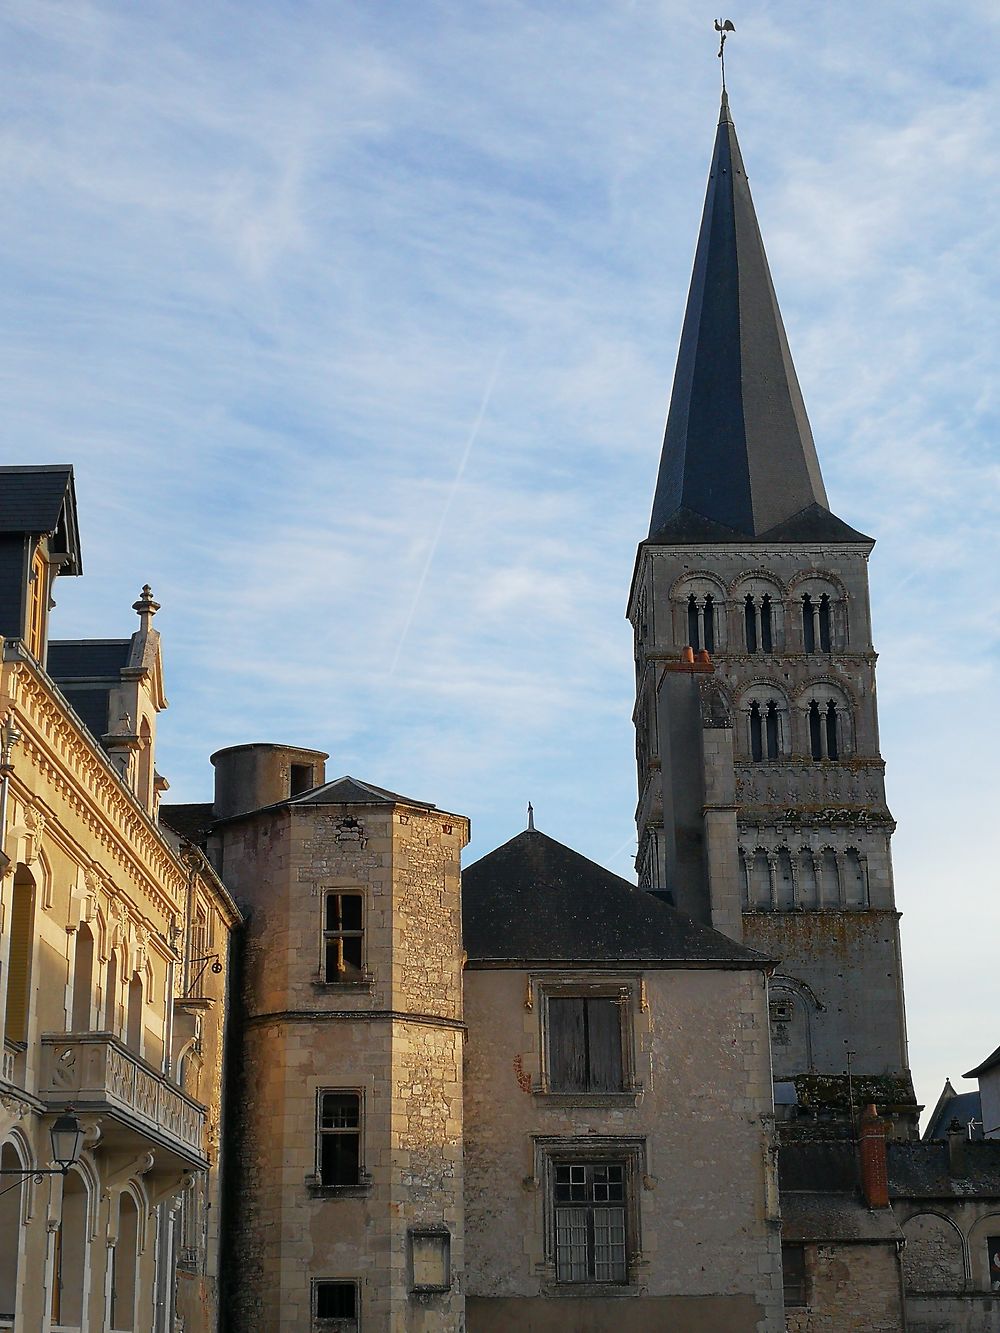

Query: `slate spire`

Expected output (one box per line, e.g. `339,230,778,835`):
648,93,868,545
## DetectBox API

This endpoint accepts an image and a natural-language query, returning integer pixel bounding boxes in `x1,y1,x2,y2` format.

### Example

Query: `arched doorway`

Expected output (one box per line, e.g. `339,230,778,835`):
4,866,35,1044
51,1167,89,1328
110,1191,139,1332
0,1140,25,1320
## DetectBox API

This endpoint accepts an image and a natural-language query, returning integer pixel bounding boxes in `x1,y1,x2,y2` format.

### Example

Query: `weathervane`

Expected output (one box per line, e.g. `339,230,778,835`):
715,18,735,92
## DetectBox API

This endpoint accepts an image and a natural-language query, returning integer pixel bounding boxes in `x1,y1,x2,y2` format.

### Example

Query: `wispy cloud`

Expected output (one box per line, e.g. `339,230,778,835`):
1,0,997,1119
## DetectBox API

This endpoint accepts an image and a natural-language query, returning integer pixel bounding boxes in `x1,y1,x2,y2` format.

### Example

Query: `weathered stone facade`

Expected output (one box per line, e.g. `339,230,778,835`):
462,966,783,1331
206,754,468,1332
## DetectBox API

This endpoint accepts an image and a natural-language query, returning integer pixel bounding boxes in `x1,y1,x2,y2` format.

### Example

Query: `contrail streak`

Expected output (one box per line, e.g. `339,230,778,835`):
388,352,504,676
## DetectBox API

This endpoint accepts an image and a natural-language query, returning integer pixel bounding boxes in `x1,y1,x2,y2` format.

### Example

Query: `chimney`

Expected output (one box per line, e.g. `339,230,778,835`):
859,1103,889,1208
947,1118,966,1177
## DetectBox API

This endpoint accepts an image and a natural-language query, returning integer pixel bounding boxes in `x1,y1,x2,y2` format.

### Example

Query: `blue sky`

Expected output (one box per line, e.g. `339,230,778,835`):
2,1,998,1123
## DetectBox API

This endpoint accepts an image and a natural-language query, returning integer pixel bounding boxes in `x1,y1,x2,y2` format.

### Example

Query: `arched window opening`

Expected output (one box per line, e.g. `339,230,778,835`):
826,702,839,760
51,1169,88,1327
760,595,773,653
111,1192,139,1332
0,1142,23,1319
744,595,758,653
686,593,716,653
4,868,35,1045
798,851,818,908
775,849,794,909
809,701,822,760
821,850,841,907
765,701,780,760
105,952,119,1034
819,594,832,652
749,702,763,762
126,975,143,1056
802,595,815,653
71,925,95,1032
845,850,867,907
751,850,771,910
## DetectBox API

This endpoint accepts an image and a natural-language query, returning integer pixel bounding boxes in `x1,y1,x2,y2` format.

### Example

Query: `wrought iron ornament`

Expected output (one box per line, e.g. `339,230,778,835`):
715,19,735,91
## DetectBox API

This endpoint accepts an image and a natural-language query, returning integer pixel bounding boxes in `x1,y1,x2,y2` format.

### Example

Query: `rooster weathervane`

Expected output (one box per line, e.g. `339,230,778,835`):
715,19,735,92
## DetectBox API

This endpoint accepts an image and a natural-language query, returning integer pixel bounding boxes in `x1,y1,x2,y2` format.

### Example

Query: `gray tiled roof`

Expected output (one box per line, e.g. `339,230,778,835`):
48,639,131,679
289,776,436,808
0,465,82,572
965,1043,1000,1080
646,96,870,548
888,1141,1000,1197
462,828,770,967
780,1193,902,1243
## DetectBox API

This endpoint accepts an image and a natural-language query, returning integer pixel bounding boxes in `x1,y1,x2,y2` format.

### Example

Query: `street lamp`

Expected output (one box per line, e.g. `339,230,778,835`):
0,1107,84,1198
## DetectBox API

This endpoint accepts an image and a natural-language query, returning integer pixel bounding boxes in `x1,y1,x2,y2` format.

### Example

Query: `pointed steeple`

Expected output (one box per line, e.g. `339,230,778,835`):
648,94,869,545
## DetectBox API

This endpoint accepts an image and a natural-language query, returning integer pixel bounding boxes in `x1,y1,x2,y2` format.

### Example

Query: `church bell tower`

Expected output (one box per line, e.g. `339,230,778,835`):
627,93,917,1125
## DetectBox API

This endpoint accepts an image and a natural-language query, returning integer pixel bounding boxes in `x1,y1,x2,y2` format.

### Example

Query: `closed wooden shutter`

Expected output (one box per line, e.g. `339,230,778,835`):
4,881,34,1043
548,998,587,1092
585,998,624,1092
548,997,624,1093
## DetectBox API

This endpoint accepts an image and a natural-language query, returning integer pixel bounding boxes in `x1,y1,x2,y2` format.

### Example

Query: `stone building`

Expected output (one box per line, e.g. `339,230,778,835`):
0,465,239,1333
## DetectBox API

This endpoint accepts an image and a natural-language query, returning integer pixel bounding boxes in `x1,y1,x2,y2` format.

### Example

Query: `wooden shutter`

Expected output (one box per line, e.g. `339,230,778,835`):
548,998,587,1092
4,881,34,1043
585,998,623,1092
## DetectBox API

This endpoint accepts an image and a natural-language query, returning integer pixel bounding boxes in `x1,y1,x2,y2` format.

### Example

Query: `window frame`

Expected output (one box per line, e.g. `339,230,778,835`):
308,1089,370,1198
782,1242,808,1307
409,1225,452,1294
532,1136,645,1293
312,1278,359,1330
535,978,641,1107
319,889,367,987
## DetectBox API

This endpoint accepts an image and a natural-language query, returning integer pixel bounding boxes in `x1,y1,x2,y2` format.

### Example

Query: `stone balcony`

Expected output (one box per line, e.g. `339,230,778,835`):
40,1033,207,1168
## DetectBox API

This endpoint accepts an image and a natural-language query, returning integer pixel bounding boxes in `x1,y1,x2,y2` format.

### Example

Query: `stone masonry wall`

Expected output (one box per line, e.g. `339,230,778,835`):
784,1242,905,1333
463,965,782,1331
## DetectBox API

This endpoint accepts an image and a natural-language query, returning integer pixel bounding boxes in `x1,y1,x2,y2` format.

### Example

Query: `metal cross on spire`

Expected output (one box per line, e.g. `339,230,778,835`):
714,18,735,92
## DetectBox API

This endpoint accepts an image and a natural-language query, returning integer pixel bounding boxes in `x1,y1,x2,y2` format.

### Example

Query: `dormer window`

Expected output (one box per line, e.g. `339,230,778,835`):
27,548,47,658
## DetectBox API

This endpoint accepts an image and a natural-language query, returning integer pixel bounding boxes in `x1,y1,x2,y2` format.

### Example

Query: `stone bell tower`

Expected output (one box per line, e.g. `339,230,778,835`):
627,92,917,1125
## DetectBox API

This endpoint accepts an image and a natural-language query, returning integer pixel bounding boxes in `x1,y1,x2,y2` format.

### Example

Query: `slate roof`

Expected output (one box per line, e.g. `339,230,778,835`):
48,639,131,679
646,95,870,547
888,1141,1000,1198
0,465,82,573
462,828,770,967
159,803,216,842
923,1079,984,1142
965,1043,1000,1080
289,776,436,809
779,1139,858,1193
780,1193,902,1244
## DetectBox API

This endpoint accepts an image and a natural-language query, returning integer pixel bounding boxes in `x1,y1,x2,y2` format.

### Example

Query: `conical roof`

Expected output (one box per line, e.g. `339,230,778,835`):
647,94,870,545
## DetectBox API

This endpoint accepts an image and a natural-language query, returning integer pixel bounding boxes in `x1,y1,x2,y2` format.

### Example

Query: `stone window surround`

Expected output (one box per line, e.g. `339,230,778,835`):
304,1087,372,1199
408,1223,452,1294
314,887,374,992
311,1277,360,1331
530,1135,647,1296
531,975,643,1108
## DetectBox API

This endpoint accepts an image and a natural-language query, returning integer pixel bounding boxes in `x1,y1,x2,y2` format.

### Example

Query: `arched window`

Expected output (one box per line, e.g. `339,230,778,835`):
809,700,841,760
111,1192,139,1331
686,593,715,653
751,850,771,910
821,850,841,907
749,700,781,762
137,717,153,810
802,589,835,652
4,867,35,1044
797,850,818,908
0,1140,25,1319
844,850,867,907
126,974,143,1055
775,849,794,909
105,952,119,1034
71,925,95,1032
744,594,774,653
51,1169,89,1327
818,594,831,652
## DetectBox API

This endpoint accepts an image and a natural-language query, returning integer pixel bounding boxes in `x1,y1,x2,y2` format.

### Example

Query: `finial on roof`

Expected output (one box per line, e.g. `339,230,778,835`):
132,584,160,634
714,18,735,93
527,802,535,832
